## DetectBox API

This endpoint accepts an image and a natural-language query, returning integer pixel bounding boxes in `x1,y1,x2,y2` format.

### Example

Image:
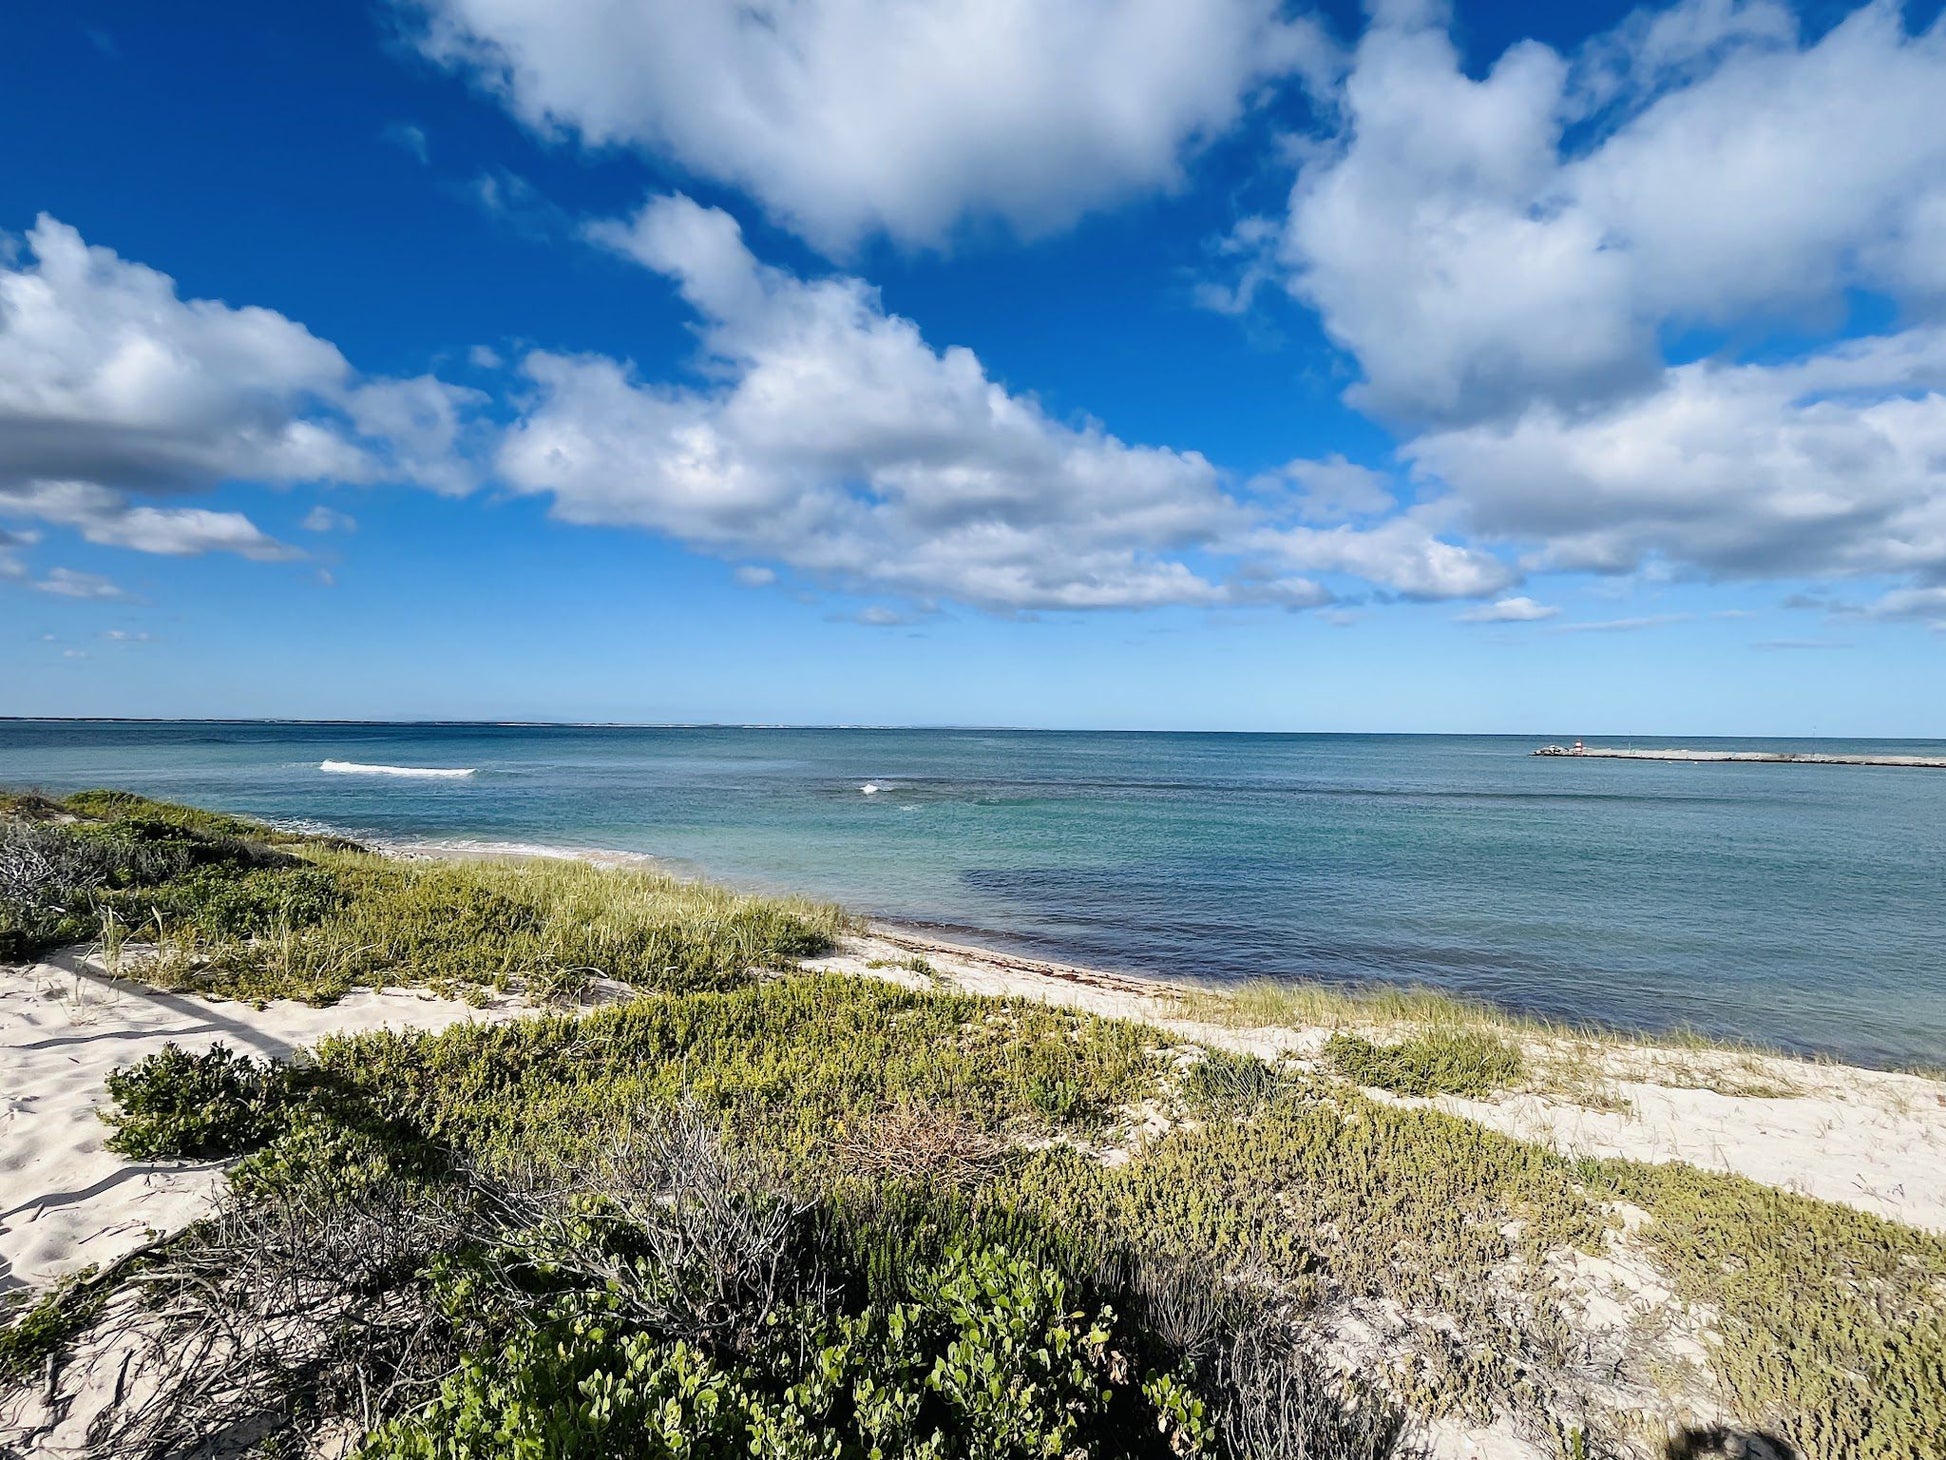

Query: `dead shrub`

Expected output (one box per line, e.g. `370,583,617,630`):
835,1100,1012,1185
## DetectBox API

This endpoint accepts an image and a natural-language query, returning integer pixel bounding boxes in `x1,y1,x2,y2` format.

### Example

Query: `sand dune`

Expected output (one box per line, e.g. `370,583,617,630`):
4,928,1940,1460
11,925,1940,1308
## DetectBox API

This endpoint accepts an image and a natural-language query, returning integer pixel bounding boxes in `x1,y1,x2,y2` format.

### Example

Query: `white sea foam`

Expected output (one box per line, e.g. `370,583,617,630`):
320,760,476,779
377,835,663,870
860,783,881,795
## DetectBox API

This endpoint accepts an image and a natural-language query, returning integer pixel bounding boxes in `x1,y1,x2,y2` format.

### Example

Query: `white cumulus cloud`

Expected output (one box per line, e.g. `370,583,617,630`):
302,505,358,533
1192,0,1946,604
1260,453,1397,523
1410,328,1946,583
2,204,1523,616
1247,511,1515,599
500,194,1364,611
1866,584,1946,624
403,0,1334,253
1276,0,1946,426
1552,612,1693,633
0,481,300,560
0,529,27,581
35,566,129,600
1459,595,1559,622
0,215,484,566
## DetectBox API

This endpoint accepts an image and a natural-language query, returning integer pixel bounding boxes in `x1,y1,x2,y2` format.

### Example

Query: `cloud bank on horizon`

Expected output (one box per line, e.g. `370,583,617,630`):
4,0,1946,629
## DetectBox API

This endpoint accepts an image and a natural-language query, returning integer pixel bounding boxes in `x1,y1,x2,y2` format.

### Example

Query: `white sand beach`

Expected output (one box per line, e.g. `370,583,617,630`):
0,950,526,1295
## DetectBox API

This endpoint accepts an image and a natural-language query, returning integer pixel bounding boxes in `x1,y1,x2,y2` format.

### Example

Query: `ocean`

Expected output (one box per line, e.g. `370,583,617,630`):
4,720,1943,1069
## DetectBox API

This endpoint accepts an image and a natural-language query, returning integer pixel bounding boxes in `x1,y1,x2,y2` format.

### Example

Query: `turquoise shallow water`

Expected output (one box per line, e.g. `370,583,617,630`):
4,720,1943,1069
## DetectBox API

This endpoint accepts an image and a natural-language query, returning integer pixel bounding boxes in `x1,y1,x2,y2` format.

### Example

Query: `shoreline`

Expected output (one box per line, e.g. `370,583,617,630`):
16,724,1945,1073
331,834,1946,1232
805,925,1946,1234
373,829,1934,1077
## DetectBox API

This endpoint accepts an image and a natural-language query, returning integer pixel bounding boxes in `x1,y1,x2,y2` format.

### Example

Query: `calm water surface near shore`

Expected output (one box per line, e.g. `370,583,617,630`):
4,721,1944,1069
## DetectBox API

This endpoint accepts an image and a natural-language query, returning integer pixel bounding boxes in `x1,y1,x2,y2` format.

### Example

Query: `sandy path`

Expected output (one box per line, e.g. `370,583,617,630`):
0,951,526,1294
813,926,1946,1233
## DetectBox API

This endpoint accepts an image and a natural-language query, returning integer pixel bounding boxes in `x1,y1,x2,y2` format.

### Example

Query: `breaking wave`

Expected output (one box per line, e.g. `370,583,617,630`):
319,760,476,780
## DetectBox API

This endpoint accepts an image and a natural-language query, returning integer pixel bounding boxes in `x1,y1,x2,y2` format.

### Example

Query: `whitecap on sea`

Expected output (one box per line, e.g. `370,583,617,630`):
320,760,476,779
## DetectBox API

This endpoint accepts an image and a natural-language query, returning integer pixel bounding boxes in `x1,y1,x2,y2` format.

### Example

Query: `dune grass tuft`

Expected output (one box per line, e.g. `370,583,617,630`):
0,789,850,999
1322,1028,1526,1098
1184,977,1512,1033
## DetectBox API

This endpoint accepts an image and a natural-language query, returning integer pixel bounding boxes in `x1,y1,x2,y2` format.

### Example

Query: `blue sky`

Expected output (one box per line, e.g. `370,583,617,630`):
4,0,1945,732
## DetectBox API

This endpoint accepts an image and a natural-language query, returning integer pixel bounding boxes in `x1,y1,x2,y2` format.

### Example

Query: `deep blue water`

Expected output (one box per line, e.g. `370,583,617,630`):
4,721,1943,1068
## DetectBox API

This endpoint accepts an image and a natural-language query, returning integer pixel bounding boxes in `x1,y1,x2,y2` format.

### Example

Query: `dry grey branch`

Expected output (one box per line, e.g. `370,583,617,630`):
1217,1317,1419,1460
85,1176,478,1460
492,1102,810,1348
0,819,107,918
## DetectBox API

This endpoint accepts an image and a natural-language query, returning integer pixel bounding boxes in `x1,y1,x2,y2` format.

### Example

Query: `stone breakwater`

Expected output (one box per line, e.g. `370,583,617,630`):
1535,745,1946,768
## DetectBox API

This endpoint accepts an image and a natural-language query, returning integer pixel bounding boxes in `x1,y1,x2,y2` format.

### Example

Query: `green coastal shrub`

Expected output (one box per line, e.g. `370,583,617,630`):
0,792,317,960
75,1064,1413,1460
0,1277,109,1388
360,1245,1206,1460
42,788,1946,1460
1600,1160,1946,1460
59,789,317,846
227,1108,445,1203
362,1320,747,1460
307,977,1154,1179
1322,1029,1523,1097
102,1041,295,1161
148,862,346,942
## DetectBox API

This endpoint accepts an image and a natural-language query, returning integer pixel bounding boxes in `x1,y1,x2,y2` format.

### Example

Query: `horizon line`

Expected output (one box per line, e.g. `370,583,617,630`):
0,716,1938,742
